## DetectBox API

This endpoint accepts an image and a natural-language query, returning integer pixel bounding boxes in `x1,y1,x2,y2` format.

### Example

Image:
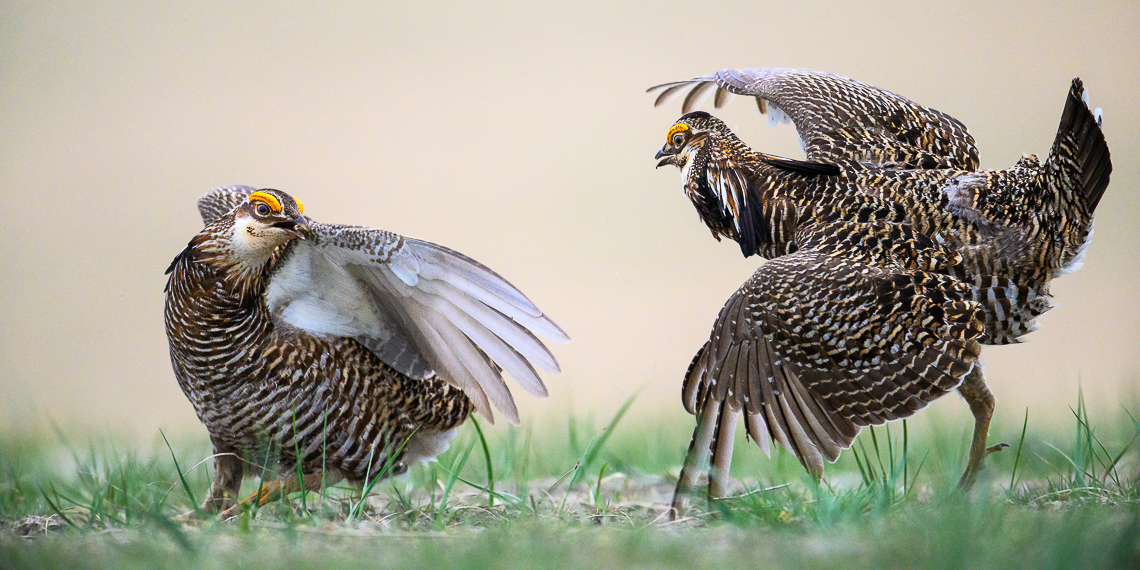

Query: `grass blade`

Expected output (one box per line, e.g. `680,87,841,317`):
851,445,871,487
1103,431,1140,486
471,416,495,508
159,429,200,518
594,462,607,507
248,442,280,520
902,420,909,497
39,484,76,528
292,406,307,515
434,440,476,530
905,451,929,498
1009,408,1029,490
1043,442,1096,481
347,430,418,524
885,423,895,480
868,426,887,486
433,465,531,513
559,392,639,511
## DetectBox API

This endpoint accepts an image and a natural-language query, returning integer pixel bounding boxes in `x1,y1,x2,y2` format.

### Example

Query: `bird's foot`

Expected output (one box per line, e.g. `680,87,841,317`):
986,443,1009,456
218,481,284,520
958,442,1008,490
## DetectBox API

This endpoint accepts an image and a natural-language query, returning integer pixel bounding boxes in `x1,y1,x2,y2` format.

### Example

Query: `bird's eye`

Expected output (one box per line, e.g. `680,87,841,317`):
672,133,685,146
255,203,270,216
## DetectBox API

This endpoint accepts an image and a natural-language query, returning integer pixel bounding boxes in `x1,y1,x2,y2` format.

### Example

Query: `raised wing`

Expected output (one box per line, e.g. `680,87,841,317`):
198,186,568,425
672,222,983,508
198,185,257,225
650,68,979,170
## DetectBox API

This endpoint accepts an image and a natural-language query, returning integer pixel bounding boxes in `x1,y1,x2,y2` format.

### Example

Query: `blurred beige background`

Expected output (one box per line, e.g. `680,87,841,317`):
2,1,1137,441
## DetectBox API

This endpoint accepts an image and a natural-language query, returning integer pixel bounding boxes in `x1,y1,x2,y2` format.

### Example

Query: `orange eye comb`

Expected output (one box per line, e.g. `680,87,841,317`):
666,123,690,142
249,191,283,214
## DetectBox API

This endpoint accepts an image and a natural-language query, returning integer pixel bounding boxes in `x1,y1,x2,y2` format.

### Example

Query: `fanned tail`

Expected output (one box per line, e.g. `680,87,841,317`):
1047,78,1112,214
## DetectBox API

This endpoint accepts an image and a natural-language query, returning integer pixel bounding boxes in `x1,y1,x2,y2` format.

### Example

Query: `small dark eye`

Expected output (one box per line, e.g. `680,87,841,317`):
255,203,270,216
672,133,684,145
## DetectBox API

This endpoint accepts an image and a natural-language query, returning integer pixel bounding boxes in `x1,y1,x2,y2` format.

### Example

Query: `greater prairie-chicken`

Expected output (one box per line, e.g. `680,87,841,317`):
165,186,567,516
650,68,1111,516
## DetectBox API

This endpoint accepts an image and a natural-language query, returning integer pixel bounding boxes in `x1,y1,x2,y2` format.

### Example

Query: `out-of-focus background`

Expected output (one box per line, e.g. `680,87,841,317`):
2,1,1137,441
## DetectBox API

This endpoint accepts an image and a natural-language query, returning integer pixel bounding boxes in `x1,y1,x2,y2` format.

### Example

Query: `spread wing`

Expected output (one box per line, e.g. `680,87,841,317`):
673,222,983,504
198,185,257,225
196,187,569,425
649,67,979,170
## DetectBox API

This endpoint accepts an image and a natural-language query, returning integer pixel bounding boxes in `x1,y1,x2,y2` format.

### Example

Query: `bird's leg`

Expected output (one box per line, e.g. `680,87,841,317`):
669,393,720,521
218,470,342,520
199,449,244,515
957,364,1008,489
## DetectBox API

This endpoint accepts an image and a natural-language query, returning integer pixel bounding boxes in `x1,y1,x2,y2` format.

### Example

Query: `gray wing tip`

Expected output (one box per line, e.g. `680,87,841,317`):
407,237,550,314
646,81,685,94
541,316,571,344
648,69,794,111
647,75,721,109
646,74,718,92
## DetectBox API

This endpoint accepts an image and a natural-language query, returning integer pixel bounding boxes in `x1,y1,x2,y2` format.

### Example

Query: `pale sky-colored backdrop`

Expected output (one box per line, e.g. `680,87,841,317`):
2,1,1137,442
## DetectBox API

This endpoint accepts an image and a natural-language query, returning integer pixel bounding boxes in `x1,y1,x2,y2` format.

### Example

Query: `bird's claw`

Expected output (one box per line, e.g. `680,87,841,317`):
985,443,1009,456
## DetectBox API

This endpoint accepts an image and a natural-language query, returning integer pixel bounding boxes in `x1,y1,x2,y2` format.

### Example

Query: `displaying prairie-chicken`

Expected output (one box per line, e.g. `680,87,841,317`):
164,186,567,516
650,68,1111,516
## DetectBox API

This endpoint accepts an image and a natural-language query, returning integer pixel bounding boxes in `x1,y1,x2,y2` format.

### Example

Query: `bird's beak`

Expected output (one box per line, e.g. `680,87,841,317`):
655,148,675,168
275,215,312,239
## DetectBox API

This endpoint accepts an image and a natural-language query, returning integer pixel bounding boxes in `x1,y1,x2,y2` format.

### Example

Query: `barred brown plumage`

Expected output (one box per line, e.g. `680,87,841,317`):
164,186,567,516
652,69,1112,518
650,68,980,171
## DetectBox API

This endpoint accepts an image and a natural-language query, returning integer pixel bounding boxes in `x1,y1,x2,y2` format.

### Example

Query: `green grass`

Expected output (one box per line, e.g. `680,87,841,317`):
2,393,1140,568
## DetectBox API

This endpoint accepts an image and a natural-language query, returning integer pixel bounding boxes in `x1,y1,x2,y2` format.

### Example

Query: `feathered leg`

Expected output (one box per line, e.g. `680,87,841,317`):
201,444,243,514
669,392,720,521
957,364,1008,489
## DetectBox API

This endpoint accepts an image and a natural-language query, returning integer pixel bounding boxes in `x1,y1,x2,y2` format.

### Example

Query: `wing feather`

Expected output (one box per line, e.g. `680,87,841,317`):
650,67,979,170
413,279,549,398
197,185,565,424
411,310,495,418
408,239,569,343
198,185,258,225
423,305,520,423
259,218,564,425
677,224,984,483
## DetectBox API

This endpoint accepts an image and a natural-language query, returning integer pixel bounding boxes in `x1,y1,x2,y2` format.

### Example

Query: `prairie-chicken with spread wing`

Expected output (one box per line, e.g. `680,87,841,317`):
650,68,1111,516
165,186,567,516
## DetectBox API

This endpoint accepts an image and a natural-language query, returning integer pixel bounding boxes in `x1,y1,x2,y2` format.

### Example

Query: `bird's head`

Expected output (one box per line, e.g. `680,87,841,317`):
228,189,311,265
654,111,725,170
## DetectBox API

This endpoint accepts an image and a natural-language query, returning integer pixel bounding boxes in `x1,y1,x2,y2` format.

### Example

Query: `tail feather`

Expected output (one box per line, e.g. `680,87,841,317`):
708,399,738,500
1049,77,1112,213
